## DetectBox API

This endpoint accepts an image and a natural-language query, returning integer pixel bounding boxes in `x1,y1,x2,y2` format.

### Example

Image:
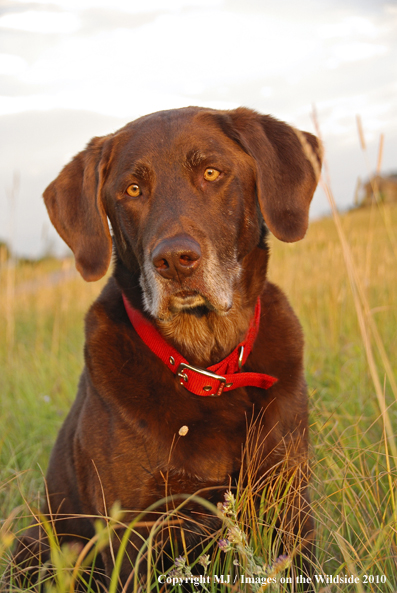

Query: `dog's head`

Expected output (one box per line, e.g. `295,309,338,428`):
44,107,322,320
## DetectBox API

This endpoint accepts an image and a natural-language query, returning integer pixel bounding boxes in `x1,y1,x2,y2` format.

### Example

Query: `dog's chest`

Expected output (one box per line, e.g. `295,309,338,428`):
125,387,252,484
85,380,254,493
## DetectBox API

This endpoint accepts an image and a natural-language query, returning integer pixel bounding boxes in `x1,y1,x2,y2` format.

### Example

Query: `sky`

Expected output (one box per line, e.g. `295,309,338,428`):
0,0,396,258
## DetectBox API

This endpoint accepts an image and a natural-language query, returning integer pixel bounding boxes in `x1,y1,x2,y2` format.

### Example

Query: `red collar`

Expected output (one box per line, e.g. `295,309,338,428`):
122,294,277,397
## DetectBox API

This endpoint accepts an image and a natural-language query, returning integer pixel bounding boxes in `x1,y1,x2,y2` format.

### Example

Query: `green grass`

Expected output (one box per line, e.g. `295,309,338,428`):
1,203,397,591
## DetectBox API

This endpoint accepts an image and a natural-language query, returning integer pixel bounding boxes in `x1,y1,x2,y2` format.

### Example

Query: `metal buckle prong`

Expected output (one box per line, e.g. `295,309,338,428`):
238,346,244,370
178,370,189,383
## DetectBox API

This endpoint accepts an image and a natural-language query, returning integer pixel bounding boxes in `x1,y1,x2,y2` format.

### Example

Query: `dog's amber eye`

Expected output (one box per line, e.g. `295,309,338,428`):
203,168,220,181
126,184,141,198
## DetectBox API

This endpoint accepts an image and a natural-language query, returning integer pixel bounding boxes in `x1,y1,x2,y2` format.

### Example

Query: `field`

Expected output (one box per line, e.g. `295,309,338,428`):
1,201,397,591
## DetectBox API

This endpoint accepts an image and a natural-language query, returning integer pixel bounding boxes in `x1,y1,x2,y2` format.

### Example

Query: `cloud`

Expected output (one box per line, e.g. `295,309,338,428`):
319,15,379,39
5,9,318,118
0,10,81,34
11,0,224,14
328,41,387,67
0,53,28,76
2,3,391,124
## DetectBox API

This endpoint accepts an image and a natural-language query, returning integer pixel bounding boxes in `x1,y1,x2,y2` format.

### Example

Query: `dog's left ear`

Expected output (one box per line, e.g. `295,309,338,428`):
227,108,322,242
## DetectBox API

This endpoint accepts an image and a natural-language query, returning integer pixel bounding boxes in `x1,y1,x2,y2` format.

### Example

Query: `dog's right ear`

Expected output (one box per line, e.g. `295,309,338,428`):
43,135,113,282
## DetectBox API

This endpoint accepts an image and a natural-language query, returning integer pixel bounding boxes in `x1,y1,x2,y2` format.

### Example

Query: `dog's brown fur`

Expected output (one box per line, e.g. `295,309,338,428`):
13,106,321,590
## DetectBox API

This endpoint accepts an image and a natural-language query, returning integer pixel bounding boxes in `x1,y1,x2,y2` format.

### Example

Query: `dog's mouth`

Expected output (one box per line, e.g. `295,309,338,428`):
166,290,233,317
169,291,209,312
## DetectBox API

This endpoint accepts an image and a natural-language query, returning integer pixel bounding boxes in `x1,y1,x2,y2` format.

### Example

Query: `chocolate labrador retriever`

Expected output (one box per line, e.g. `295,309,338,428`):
14,106,321,589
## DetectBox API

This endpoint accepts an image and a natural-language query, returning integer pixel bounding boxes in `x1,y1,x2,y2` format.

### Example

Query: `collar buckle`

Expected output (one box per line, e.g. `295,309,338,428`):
177,362,226,397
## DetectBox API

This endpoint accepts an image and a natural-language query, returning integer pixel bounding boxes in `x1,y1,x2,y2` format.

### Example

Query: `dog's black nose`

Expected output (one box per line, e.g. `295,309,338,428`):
152,235,201,280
